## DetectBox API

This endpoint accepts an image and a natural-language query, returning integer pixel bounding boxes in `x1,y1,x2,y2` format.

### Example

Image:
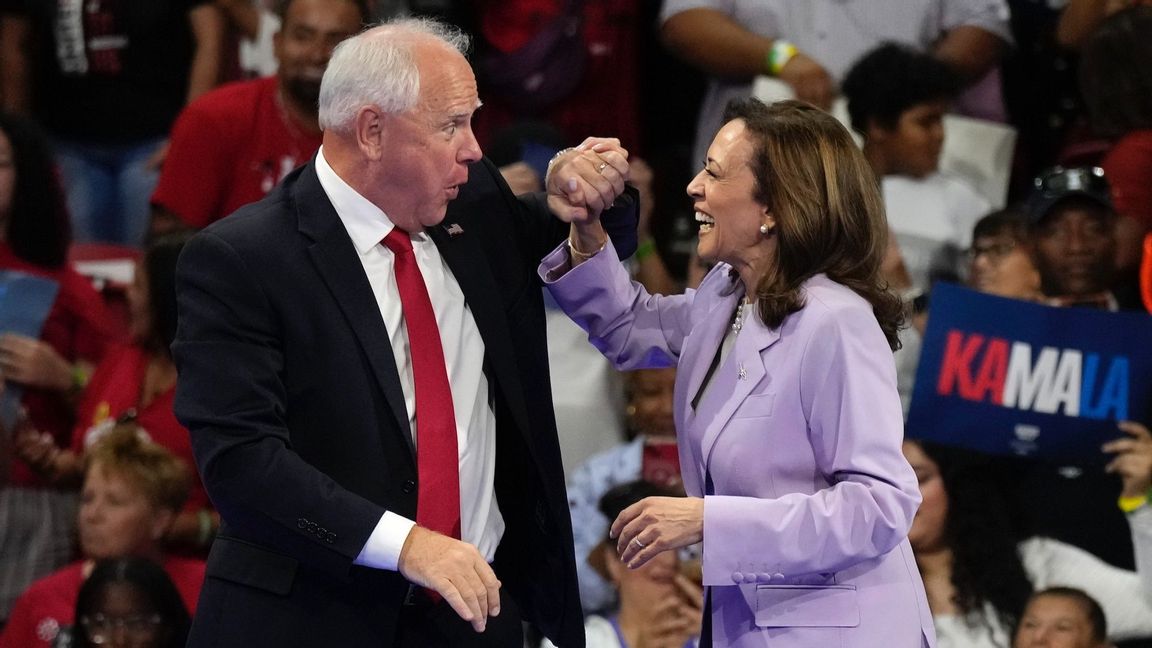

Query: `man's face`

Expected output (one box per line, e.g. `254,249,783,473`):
871,100,947,178
1032,202,1116,298
380,44,482,232
275,0,363,109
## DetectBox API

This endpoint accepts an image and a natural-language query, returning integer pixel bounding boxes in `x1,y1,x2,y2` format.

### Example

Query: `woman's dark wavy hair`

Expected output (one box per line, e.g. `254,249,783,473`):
1080,6,1152,138
139,230,193,357
0,111,71,268
723,98,905,349
915,440,1033,631
72,556,191,648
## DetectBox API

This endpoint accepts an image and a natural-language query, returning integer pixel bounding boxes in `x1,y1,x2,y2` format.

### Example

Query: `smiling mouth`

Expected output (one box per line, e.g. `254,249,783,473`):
695,211,714,233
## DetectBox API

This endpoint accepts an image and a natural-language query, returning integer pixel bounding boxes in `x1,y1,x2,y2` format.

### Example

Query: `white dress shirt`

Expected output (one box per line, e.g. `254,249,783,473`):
314,148,504,571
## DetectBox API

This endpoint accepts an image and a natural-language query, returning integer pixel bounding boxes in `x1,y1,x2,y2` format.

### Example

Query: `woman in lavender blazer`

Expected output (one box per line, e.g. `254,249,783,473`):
541,99,935,647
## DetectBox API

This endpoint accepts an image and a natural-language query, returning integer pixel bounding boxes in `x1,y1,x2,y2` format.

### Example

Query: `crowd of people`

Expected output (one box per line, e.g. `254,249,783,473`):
0,0,1150,647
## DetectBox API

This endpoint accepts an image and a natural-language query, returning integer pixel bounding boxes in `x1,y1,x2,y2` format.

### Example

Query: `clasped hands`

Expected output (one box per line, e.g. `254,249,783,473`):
545,136,631,224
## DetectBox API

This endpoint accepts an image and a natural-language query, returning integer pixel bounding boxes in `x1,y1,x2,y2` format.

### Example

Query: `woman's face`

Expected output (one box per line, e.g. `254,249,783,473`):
127,260,152,342
80,582,167,648
0,128,15,224
79,464,171,560
902,441,949,552
628,368,676,438
968,233,1040,299
687,119,773,271
1013,594,1105,648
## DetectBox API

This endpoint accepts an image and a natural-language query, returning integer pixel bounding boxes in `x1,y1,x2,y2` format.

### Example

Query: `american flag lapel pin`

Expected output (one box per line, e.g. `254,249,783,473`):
445,223,464,236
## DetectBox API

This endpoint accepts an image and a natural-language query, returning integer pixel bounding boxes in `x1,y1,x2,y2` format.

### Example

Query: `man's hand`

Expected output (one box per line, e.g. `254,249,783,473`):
546,137,630,223
611,496,704,569
1104,421,1152,498
778,52,834,111
0,334,72,391
397,526,501,633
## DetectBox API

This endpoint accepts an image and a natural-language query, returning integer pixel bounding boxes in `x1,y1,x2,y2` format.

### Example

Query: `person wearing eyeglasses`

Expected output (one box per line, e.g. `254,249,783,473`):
965,209,1043,301
1025,166,1143,312
69,556,191,648
0,426,205,648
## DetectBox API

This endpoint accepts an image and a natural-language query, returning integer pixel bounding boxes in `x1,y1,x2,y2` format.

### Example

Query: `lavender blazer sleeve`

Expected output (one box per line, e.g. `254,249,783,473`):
541,241,936,647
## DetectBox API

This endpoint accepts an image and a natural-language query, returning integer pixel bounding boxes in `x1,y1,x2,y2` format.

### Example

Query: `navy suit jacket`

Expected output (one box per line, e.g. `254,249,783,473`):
173,157,637,647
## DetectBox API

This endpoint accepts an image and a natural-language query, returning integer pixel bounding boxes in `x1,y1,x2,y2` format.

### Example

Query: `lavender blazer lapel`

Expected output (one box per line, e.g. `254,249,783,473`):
695,319,781,474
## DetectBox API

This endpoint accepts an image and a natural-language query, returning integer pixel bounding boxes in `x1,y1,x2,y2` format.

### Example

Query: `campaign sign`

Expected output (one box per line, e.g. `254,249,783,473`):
0,270,60,430
907,283,1152,463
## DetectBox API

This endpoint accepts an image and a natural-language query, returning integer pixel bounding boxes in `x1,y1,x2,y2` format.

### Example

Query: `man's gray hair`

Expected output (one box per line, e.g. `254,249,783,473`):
318,17,470,133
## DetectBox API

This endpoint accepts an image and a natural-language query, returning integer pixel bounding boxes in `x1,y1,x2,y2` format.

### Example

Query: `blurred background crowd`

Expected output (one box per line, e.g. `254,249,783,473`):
0,0,1150,646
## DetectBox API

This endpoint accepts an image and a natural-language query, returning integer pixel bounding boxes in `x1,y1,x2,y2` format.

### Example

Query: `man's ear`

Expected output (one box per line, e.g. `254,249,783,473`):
354,105,386,161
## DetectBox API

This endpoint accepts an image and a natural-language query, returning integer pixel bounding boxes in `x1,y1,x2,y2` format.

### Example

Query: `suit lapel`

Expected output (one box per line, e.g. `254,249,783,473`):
426,221,533,438
695,312,781,472
294,164,415,458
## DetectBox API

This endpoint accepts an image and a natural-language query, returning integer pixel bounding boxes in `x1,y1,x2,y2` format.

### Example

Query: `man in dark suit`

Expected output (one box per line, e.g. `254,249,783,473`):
172,17,635,647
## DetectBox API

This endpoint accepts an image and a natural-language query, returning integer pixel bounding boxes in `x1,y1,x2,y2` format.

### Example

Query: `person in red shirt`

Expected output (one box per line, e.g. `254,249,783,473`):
15,232,217,556
0,111,117,624
149,0,367,232
0,426,206,648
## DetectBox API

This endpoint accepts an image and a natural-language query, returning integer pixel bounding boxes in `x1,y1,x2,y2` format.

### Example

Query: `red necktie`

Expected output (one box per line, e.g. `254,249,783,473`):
382,228,461,539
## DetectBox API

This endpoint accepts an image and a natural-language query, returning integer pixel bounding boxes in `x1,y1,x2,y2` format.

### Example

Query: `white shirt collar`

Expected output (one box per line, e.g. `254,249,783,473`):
314,146,428,254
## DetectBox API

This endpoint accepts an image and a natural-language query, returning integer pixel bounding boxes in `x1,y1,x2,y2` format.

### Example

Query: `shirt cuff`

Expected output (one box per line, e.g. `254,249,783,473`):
353,511,416,571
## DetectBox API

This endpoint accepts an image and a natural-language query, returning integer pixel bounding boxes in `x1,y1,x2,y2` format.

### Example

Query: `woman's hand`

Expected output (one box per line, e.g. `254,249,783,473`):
0,333,72,391
611,496,704,569
1103,421,1152,498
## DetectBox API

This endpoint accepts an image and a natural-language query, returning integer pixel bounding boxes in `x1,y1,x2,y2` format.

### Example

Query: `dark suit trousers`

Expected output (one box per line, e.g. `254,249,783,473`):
396,586,522,647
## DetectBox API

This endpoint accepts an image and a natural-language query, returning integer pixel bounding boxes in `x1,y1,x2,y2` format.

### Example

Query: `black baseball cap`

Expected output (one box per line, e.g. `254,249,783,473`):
1025,166,1115,225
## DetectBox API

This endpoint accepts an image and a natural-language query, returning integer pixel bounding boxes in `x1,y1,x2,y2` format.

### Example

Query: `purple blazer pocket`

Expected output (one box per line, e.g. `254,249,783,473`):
731,391,775,419
754,585,860,628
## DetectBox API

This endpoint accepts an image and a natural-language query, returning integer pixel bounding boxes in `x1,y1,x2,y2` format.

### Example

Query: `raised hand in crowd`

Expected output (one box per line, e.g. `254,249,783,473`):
1104,421,1152,499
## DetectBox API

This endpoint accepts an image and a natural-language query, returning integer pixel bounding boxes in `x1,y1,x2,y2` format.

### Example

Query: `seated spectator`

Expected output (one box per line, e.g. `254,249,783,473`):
842,42,992,297
0,426,207,648
1026,166,1142,311
967,209,1042,301
0,111,116,624
543,480,702,648
70,556,192,648
1013,587,1112,648
149,0,367,234
567,367,678,614
903,436,1152,647
1080,7,1152,278
14,231,217,555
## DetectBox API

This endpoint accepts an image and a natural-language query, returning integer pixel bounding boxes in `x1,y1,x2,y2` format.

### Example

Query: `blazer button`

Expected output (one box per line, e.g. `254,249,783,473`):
325,532,336,544
744,573,759,584
402,479,416,494
756,573,772,583
297,518,307,529
731,572,744,584
772,572,785,582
